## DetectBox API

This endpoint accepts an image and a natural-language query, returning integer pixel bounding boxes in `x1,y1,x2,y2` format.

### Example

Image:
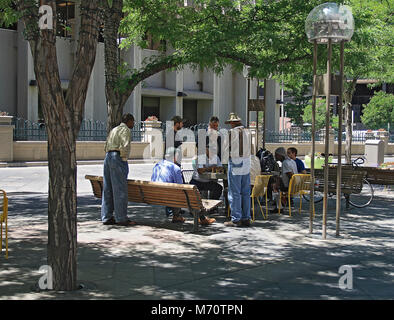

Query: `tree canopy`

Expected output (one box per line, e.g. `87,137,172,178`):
361,91,394,130
302,98,339,130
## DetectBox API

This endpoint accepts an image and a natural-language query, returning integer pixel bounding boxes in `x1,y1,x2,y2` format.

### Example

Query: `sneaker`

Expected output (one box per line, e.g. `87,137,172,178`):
199,217,216,225
224,220,242,227
172,215,186,223
103,217,116,225
241,219,251,227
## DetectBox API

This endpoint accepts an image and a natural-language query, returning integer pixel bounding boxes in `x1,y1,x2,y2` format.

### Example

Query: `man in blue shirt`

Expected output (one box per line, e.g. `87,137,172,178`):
287,147,307,174
151,147,185,223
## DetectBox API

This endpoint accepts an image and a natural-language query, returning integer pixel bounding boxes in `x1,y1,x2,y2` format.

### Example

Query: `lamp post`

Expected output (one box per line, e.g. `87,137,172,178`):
305,3,354,239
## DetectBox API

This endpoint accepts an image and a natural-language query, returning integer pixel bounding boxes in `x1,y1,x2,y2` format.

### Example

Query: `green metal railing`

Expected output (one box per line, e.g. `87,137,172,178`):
12,118,144,142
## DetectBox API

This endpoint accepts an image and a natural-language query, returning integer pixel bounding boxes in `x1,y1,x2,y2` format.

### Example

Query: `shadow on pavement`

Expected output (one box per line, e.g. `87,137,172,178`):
0,193,393,300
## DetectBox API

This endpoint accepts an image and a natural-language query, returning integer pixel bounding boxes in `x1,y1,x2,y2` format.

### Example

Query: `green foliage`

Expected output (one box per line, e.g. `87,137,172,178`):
0,0,21,28
120,0,324,78
361,91,394,130
302,98,339,130
283,74,313,127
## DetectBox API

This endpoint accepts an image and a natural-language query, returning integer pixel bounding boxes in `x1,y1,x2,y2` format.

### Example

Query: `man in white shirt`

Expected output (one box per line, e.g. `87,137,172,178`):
270,147,298,213
190,149,222,225
223,113,252,227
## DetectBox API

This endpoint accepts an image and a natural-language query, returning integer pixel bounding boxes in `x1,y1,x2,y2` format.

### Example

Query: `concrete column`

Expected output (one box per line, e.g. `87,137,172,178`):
17,21,29,120
0,116,14,161
176,70,184,116
84,64,95,120
213,73,221,117
264,79,280,132
133,45,142,122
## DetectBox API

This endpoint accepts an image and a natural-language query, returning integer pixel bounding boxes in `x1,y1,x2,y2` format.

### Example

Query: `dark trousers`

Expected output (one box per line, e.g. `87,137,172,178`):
267,176,288,207
190,178,223,200
190,178,223,219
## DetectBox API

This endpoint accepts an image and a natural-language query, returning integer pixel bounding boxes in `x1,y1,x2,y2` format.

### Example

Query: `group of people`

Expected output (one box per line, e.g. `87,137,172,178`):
100,112,306,228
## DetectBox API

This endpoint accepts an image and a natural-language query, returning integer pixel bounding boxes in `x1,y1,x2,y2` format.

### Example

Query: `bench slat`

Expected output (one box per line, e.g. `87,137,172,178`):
314,168,366,194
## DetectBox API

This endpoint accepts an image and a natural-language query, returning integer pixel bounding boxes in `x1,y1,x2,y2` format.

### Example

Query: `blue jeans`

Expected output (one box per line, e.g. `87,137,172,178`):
101,151,129,223
228,159,251,222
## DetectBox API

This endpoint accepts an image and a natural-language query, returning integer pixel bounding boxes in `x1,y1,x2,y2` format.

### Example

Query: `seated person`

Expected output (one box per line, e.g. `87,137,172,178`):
250,154,262,186
268,147,298,213
287,147,307,174
151,147,185,223
190,148,222,225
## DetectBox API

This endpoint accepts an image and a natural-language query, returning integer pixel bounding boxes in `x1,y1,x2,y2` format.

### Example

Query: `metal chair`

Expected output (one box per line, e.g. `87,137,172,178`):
250,175,272,221
0,189,9,259
279,174,314,217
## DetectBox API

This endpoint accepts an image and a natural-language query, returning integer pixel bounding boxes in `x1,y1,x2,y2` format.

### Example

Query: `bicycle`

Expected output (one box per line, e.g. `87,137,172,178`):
303,156,374,208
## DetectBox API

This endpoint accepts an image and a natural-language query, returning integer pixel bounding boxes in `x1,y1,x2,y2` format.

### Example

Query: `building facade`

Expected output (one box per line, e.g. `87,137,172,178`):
0,1,281,130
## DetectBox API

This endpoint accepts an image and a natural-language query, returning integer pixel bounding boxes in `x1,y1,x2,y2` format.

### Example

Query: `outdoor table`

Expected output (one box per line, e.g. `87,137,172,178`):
199,171,229,214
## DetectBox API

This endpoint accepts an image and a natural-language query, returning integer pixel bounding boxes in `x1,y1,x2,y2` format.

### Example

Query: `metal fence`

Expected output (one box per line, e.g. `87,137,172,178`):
265,130,325,143
12,118,144,142
12,117,394,144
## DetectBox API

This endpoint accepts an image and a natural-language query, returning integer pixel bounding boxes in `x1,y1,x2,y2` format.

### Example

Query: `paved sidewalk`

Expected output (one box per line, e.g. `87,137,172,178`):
0,164,393,300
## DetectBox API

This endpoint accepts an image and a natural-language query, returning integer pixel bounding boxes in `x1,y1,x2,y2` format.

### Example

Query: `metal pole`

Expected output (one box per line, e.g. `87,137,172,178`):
281,78,284,132
336,41,345,237
256,79,259,154
247,78,250,127
263,79,267,149
310,40,317,234
323,38,332,240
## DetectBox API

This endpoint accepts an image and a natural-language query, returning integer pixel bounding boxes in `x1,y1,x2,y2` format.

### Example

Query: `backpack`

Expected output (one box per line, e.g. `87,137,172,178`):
256,148,278,172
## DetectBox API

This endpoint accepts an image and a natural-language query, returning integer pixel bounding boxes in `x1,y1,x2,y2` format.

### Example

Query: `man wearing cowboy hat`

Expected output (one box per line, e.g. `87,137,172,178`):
223,113,252,227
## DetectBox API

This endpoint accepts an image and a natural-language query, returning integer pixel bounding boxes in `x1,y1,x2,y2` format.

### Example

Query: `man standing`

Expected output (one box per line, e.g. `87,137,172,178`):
101,113,136,226
172,115,184,149
151,147,186,223
207,116,222,160
224,113,251,227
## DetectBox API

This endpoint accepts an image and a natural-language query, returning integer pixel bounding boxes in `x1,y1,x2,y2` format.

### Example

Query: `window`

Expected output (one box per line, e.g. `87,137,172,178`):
142,97,160,121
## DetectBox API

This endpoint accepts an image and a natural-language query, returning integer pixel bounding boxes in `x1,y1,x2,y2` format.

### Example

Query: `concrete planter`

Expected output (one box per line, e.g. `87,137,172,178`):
0,116,13,125
143,121,162,129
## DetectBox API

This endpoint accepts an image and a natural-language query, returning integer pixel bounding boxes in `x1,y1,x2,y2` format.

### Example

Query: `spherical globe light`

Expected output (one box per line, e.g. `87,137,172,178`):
305,2,354,44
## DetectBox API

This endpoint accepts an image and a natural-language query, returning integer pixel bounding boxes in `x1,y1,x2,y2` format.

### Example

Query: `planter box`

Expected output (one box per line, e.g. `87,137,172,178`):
0,116,13,125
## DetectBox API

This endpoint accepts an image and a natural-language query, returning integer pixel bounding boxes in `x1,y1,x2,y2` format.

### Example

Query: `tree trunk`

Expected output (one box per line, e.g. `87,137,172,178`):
19,0,100,290
103,0,124,132
344,78,357,164
47,136,78,291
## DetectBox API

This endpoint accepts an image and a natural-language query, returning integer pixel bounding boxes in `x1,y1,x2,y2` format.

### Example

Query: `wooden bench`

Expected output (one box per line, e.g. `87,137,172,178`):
85,175,222,232
314,167,367,195
355,167,394,186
